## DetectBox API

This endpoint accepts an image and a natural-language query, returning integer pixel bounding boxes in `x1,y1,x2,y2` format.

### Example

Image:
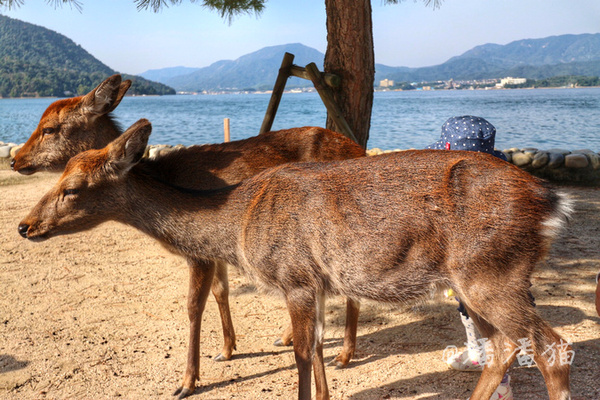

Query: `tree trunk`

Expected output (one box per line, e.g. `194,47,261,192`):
324,0,374,149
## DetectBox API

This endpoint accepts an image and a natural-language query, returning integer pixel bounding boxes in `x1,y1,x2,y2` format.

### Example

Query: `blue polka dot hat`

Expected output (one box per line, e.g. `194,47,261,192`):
426,116,506,161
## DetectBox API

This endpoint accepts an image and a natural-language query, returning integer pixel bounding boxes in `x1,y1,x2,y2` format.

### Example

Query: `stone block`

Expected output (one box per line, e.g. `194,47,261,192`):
511,151,532,167
10,144,23,158
0,145,11,158
564,154,589,169
547,152,565,169
531,152,549,168
588,153,600,170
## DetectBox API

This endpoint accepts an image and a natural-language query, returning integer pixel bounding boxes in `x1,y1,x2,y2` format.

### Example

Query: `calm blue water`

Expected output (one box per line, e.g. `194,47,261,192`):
1,88,599,150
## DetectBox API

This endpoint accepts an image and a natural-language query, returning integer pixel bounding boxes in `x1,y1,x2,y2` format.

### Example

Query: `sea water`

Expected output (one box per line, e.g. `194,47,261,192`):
1,88,599,150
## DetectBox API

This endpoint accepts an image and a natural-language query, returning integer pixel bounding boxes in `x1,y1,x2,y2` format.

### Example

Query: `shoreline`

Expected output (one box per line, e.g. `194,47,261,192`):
2,84,600,100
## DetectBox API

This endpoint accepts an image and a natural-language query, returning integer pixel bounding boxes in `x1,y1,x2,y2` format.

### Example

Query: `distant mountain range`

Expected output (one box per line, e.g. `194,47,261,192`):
142,43,325,92
2,12,599,96
0,14,175,98
141,34,600,92
382,33,600,82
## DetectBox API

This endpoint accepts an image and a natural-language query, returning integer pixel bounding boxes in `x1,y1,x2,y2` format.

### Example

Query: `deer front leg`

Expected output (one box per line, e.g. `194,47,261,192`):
211,260,236,361
173,259,216,399
287,289,330,400
276,296,361,367
312,291,329,400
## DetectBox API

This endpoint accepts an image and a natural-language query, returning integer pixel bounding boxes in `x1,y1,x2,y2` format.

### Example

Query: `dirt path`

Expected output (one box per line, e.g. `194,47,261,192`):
1,170,598,399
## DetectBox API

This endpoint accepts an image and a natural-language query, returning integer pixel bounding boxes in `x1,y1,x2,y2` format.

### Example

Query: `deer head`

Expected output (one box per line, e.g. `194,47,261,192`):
11,74,131,175
18,119,151,241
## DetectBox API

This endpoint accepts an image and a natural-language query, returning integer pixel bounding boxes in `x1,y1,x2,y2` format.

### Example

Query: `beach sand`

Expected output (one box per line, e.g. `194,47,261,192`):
1,170,599,399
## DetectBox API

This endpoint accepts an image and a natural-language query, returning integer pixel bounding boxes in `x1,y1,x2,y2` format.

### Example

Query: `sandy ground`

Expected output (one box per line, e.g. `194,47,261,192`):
0,170,599,400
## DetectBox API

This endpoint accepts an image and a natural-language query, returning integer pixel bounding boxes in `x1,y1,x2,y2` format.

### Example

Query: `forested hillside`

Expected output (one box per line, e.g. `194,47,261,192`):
0,14,174,97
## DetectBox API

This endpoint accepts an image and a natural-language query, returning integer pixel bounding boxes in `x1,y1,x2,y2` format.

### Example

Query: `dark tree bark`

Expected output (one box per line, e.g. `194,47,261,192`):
324,0,374,149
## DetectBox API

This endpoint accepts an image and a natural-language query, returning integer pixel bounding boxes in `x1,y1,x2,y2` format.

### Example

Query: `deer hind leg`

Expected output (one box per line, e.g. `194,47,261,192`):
174,259,216,399
460,304,517,400
274,323,294,347
286,289,330,400
534,326,572,400
210,260,236,361
330,297,360,368
278,296,361,370
461,288,571,400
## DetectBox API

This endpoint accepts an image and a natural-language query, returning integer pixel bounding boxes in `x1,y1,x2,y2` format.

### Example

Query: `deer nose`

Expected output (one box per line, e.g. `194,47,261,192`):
18,224,29,239
10,159,15,170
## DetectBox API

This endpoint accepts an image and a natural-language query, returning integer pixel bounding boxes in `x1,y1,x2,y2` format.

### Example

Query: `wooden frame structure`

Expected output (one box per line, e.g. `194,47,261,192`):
259,52,358,144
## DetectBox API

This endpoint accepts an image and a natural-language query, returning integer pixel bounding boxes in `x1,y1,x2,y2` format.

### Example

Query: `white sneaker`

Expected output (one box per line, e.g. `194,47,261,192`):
466,374,513,400
446,349,484,371
490,374,513,400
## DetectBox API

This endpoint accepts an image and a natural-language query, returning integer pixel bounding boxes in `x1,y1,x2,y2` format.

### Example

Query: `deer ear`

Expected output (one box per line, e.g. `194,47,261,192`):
107,119,151,173
81,74,124,116
107,79,132,113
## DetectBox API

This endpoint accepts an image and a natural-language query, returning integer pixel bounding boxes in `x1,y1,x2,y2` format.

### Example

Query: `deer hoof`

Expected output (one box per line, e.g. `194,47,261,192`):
328,355,350,369
327,359,345,369
173,386,194,399
213,353,230,362
273,338,292,347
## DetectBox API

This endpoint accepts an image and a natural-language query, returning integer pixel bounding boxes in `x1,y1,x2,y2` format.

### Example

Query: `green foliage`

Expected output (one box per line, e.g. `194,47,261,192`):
394,82,416,90
0,14,175,97
533,75,600,88
502,79,536,89
500,76,600,89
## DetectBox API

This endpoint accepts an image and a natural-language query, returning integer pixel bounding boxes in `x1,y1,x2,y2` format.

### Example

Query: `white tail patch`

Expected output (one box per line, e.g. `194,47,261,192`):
541,191,574,240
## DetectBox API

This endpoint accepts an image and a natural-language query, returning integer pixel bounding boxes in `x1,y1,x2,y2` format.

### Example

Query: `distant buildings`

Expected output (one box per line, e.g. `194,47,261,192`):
498,77,527,87
374,76,530,91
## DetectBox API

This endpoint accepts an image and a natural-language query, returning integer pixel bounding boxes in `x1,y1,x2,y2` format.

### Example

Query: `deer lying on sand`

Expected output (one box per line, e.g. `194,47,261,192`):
11,74,365,366
20,119,573,400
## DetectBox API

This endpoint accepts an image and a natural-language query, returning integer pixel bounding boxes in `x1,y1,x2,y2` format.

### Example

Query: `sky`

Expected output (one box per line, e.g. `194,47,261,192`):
2,0,600,75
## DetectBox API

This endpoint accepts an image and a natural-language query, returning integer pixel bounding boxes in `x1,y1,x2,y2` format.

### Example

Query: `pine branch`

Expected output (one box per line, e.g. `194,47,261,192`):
134,0,265,22
1,0,82,10
0,0,25,9
46,0,83,11
385,0,443,9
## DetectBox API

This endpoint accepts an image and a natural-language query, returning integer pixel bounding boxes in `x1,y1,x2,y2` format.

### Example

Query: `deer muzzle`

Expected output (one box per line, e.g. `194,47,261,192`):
18,223,30,239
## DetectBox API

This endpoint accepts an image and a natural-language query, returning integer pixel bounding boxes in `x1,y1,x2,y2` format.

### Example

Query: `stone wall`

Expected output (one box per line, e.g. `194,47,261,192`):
3,141,600,186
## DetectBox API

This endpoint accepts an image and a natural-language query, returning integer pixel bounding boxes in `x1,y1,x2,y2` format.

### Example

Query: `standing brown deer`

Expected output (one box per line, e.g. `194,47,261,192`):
11,75,365,366
20,119,573,400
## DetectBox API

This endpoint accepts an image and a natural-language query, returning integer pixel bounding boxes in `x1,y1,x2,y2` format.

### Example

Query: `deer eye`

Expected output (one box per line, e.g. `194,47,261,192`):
63,188,79,197
42,127,56,136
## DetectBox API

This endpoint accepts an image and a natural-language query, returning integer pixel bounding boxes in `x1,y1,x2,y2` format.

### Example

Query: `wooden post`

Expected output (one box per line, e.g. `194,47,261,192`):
259,52,295,134
259,52,352,142
289,65,341,88
224,118,230,142
304,63,358,144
